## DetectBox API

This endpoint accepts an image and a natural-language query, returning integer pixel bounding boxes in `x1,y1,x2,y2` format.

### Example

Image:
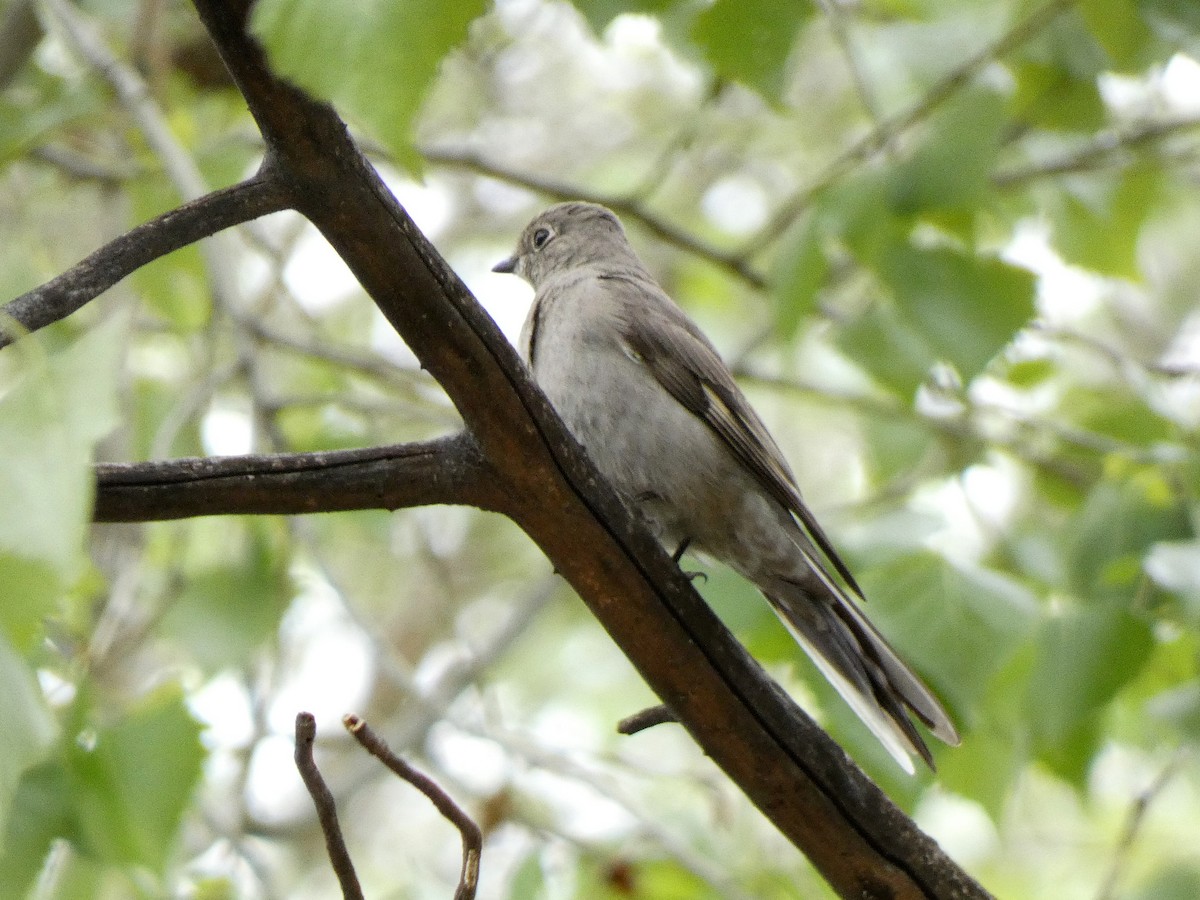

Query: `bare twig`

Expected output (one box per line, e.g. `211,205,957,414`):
423,147,767,290
1095,752,1186,900
32,143,139,184
294,712,365,900
44,0,209,204
994,115,1200,188
749,0,1077,252
0,174,288,348
816,0,886,137
618,704,679,735
345,714,483,900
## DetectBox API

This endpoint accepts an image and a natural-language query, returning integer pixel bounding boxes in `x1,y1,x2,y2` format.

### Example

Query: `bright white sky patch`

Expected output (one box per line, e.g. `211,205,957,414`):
702,174,769,236
200,398,253,456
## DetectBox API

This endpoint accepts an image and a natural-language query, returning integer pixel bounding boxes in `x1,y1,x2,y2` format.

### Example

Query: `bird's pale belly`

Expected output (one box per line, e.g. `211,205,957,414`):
539,348,800,577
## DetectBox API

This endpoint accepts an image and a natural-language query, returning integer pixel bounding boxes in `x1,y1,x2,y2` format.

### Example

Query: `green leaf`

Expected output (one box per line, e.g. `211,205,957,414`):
0,760,73,894
575,855,721,900
130,245,212,332
252,0,488,170
634,858,720,898
837,298,936,396
1063,466,1190,603
770,214,827,339
507,851,546,900
937,647,1035,818
0,70,105,165
690,0,812,102
859,552,1040,717
1138,0,1200,50
1060,384,1176,448
1132,866,1200,900
1022,10,1111,81
887,89,1007,215
1080,0,1160,71
1010,61,1106,131
703,566,797,664
1051,167,1164,280
0,320,123,647
872,244,1035,383
162,521,292,672
822,167,902,259
863,416,938,484
0,554,61,651
0,633,57,852
1003,357,1056,388
1028,597,1154,782
69,686,205,872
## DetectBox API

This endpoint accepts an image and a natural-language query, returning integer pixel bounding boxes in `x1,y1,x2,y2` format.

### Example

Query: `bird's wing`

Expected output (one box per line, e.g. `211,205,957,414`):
603,273,864,600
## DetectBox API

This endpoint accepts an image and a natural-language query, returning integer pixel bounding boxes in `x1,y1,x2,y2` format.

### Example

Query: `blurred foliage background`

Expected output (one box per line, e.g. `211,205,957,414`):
3,0,1200,897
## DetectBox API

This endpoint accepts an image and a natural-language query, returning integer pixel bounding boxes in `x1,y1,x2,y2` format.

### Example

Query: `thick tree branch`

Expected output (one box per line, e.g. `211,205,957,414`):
0,174,289,347
180,4,989,898
93,433,500,522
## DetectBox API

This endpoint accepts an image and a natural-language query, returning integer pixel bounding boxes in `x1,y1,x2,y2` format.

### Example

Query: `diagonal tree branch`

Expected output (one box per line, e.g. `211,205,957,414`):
0,173,290,347
182,2,989,897
0,0,992,893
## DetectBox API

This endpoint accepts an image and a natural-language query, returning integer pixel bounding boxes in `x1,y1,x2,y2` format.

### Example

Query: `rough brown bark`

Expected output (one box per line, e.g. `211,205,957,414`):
92,434,501,522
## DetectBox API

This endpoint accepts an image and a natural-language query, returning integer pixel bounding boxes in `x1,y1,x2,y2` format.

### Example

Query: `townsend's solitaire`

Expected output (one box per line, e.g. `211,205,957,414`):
494,201,959,772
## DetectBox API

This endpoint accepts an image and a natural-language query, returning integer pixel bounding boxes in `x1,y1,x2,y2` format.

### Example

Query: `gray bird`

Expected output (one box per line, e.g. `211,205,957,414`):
493,201,959,772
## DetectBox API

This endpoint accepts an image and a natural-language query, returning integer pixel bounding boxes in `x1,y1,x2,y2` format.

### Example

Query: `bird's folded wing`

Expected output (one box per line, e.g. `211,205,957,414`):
609,277,864,600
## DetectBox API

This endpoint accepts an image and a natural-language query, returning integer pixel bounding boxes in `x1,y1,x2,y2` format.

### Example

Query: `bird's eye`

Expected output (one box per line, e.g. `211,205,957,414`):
532,227,552,250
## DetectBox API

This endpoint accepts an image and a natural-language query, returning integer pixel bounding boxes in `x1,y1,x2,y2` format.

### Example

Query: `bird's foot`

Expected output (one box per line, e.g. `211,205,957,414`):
671,538,707,583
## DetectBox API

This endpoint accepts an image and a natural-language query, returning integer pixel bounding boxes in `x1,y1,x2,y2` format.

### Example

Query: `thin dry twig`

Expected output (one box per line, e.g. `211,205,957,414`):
344,714,483,900
294,712,365,900
0,174,288,347
1095,752,1186,900
994,115,1200,188
749,0,1078,253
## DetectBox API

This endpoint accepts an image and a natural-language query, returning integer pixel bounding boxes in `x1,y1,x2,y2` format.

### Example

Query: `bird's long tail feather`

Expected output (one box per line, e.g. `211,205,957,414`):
765,584,959,774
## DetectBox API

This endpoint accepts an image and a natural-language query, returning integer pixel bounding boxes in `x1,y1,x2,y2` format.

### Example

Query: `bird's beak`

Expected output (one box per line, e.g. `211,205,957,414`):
492,256,518,274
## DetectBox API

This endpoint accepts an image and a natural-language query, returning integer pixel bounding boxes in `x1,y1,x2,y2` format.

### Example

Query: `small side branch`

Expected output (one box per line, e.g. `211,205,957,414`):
0,173,290,347
617,704,678,735
1095,752,1186,900
294,713,365,900
92,432,504,522
750,0,1076,251
345,714,483,900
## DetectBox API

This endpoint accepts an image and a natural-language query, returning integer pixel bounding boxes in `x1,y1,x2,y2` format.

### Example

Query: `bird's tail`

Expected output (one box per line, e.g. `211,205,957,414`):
765,582,959,774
